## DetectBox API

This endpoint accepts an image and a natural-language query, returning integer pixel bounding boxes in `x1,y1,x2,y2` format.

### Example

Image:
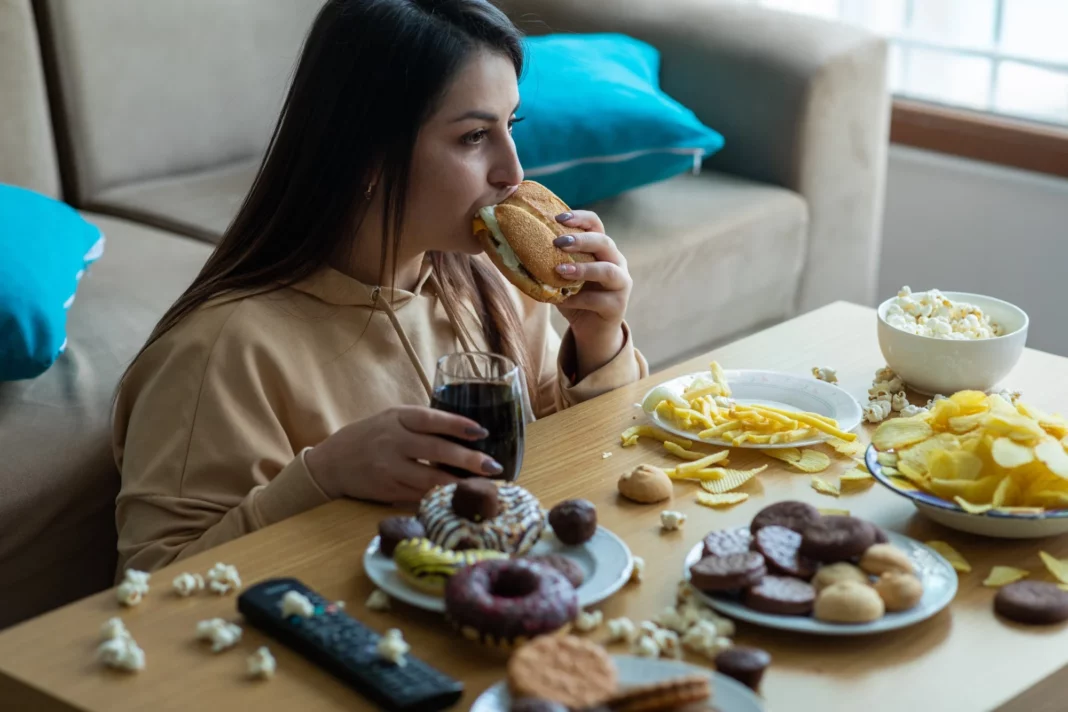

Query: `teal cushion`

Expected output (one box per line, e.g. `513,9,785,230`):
0,184,104,381
514,34,724,207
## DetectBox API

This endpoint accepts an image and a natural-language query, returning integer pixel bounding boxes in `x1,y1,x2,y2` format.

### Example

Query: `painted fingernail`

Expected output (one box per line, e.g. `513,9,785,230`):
556,212,573,223
466,426,489,439
483,458,504,475
556,264,577,275
553,235,575,247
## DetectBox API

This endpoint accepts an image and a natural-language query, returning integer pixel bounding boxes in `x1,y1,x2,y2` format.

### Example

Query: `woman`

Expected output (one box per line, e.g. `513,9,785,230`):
113,0,646,574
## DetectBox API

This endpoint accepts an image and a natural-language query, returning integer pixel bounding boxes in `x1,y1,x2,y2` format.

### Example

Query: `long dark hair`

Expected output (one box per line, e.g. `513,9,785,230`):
119,0,535,400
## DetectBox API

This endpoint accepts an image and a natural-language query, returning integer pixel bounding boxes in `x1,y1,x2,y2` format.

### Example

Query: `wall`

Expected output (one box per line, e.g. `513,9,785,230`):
878,145,1068,357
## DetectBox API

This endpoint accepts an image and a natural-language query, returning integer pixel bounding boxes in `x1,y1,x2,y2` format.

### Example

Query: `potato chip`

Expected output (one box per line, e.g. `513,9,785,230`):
926,541,971,573
953,497,994,514
896,461,928,487
897,433,961,478
947,412,986,434
818,508,850,517
1035,438,1068,478
992,476,1018,507
840,469,874,490
991,437,1035,468
699,465,767,494
983,566,1029,587
764,448,802,465
1060,584,1068,591
928,475,999,503
811,476,840,497
790,450,832,474
695,492,749,508
876,451,899,468
888,476,920,492
1038,551,1068,585
872,417,934,451
950,390,990,414
927,449,984,483
881,465,901,477
830,440,866,458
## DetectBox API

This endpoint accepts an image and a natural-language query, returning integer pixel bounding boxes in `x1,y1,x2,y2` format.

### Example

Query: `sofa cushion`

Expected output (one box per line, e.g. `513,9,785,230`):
35,0,323,204
582,171,808,369
515,34,724,207
0,184,106,380
93,159,259,244
0,0,61,197
0,214,210,629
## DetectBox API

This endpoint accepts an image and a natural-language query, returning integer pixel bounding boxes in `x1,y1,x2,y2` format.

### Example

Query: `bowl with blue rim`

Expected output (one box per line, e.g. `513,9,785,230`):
864,444,1068,539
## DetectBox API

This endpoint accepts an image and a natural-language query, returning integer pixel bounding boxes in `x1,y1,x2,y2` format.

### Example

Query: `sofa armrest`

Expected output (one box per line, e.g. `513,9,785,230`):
504,0,891,312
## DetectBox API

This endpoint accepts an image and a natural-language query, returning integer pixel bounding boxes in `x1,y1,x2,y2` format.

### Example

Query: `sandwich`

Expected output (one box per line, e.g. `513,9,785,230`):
473,180,593,304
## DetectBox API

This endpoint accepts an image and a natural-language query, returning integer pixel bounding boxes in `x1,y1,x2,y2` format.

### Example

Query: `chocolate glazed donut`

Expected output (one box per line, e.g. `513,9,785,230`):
444,559,578,648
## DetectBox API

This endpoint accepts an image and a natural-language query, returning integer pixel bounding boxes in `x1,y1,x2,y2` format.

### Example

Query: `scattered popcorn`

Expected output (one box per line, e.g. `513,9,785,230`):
335,600,347,609
601,452,613,459
655,606,689,634
869,387,892,403
247,646,276,680
575,610,604,632
96,636,145,672
639,620,660,638
891,392,909,412
681,620,732,660
377,629,409,666
630,556,645,583
366,589,391,612
172,572,205,597
660,510,686,531
281,590,315,619
196,618,243,653
676,580,695,604
206,563,241,595
886,287,1003,340
926,394,948,409
874,366,897,383
100,617,131,642
116,570,151,607
632,634,660,658
989,389,1022,404
899,404,928,418
678,599,735,637
653,628,681,659
811,366,838,384
606,617,638,643
864,400,892,424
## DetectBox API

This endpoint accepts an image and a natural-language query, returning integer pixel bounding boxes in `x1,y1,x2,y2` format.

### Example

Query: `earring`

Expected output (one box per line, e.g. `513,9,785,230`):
364,184,374,199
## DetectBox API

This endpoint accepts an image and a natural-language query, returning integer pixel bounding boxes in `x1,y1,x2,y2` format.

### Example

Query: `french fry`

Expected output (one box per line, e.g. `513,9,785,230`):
663,441,704,460
620,425,691,448
699,421,742,440
742,405,801,430
676,450,731,474
710,362,732,398
733,433,772,445
673,407,715,430
755,406,856,442
666,468,725,482
756,404,838,427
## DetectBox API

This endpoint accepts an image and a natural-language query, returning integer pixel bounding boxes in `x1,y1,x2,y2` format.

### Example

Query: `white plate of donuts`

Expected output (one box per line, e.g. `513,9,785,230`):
362,482,635,614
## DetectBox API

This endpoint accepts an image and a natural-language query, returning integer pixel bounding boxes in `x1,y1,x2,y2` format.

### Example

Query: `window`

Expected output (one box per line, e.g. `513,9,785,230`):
751,0,1068,128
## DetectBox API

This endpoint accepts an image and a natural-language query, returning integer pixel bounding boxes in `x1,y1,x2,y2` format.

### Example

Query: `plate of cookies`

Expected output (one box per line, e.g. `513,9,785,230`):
363,480,634,617
683,501,958,636
471,635,764,712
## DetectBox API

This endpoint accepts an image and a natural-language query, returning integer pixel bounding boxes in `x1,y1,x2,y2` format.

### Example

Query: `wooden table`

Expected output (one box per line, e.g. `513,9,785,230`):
2,302,1067,712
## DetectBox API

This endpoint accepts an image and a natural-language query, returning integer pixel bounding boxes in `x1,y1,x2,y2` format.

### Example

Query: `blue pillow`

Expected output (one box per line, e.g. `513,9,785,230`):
514,34,724,207
0,184,104,381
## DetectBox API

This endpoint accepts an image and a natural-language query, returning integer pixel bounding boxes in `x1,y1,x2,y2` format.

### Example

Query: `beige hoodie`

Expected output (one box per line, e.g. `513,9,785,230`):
113,260,647,575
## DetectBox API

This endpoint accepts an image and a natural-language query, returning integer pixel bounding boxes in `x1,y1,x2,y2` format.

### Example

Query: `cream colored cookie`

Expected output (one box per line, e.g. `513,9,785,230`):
874,571,924,612
814,581,885,623
618,465,672,504
859,544,915,576
812,562,870,593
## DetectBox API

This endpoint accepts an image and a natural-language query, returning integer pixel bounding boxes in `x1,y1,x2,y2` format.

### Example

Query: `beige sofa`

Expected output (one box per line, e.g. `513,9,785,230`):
0,0,888,628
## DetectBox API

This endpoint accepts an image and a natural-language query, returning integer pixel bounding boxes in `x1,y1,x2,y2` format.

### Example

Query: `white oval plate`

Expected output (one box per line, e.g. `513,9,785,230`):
643,370,863,449
683,529,957,636
363,526,634,613
471,654,764,712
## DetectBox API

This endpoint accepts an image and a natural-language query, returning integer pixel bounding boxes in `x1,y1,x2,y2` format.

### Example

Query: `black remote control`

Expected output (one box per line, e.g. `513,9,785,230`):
237,578,463,711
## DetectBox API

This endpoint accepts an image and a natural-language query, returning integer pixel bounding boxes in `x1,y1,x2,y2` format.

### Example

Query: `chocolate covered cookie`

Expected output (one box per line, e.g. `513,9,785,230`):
752,525,817,580
714,646,771,691
378,516,426,558
751,501,821,535
549,499,598,546
702,528,753,558
994,581,1068,625
744,575,815,616
689,552,767,592
452,479,502,522
800,516,876,562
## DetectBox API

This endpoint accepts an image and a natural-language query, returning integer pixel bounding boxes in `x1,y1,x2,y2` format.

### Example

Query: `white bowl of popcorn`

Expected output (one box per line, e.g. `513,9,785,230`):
877,288,1028,395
